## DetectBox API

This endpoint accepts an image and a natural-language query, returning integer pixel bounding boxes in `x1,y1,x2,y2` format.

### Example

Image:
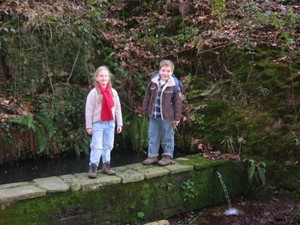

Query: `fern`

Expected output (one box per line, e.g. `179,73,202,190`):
81,135,91,156
130,117,138,151
35,114,55,138
9,114,48,154
76,134,90,156
9,114,34,129
72,128,91,158
74,144,81,158
34,125,47,153
140,116,148,150
130,116,149,153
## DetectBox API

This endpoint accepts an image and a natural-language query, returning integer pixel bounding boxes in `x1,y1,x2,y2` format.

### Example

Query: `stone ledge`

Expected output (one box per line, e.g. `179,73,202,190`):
0,155,247,224
0,155,238,210
59,174,81,192
115,166,145,183
164,163,194,174
0,157,198,207
0,185,46,204
33,176,70,193
138,166,170,179
74,172,122,190
0,181,31,189
144,220,170,225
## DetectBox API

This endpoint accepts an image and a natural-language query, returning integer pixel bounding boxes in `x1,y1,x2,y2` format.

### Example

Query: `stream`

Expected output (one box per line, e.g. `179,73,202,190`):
0,149,145,185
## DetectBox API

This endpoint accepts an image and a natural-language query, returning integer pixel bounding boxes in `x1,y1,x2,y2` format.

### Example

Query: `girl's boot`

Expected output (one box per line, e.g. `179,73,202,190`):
88,163,97,178
102,162,116,175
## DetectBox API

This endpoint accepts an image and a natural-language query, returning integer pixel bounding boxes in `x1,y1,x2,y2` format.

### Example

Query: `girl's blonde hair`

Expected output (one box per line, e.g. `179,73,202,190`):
159,60,174,70
93,66,113,87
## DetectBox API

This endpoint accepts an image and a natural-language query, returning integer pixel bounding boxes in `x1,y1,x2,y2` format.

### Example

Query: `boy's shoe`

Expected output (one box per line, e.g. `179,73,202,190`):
88,163,97,179
142,157,159,165
102,163,116,175
158,155,174,166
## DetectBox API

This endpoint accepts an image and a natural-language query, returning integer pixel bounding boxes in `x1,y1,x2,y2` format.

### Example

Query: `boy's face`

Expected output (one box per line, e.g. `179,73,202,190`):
96,70,110,87
159,65,173,81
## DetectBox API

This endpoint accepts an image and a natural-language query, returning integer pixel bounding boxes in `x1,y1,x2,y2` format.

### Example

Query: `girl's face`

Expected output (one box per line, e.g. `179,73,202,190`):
159,65,174,81
95,70,110,87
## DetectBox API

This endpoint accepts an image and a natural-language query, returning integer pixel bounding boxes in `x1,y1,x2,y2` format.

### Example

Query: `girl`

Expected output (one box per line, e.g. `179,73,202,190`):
85,66,122,178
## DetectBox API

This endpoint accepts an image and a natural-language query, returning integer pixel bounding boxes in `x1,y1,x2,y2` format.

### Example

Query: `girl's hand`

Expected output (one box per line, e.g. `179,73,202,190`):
86,128,93,135
116,126,122,134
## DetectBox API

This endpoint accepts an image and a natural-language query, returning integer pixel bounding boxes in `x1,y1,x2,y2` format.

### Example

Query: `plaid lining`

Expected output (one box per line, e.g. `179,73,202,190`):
153,82,165,118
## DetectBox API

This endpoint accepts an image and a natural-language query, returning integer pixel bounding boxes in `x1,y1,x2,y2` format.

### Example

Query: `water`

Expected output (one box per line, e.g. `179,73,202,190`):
224,207,239,216
216,171,240,216
0,149,145,185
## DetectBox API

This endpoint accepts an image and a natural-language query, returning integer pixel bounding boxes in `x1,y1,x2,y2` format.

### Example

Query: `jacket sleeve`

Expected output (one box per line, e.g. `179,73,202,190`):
114,90,123,127
173,86,183,121
85,90,95,129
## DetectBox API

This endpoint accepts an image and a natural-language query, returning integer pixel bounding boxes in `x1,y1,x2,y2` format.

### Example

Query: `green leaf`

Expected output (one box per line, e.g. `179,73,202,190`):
74,144,81,158
257,166,266,186
247,166,255,183
35,125,47,154
260,161,267,168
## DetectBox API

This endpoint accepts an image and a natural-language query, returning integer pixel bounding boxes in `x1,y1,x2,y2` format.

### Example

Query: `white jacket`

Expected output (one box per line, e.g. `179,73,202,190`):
85,87,123,129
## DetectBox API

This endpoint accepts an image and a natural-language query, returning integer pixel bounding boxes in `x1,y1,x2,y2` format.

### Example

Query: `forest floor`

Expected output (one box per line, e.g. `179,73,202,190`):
167,194,300,225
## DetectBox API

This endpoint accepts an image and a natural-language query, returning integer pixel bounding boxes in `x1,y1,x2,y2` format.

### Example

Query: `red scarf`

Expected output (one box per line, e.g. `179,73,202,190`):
98,83,114,121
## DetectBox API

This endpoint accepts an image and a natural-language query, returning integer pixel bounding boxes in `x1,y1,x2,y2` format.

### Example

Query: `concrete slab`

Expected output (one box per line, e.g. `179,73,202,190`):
115,168,145,183
138,166,170,179
76,173,122,190
126,162,145,170
73,172,88,178
0,182,31,190
33,176,70,193
144,220,170,225
164,163,194,174
0,185,46,204
59,174,81,192
113,165,129,172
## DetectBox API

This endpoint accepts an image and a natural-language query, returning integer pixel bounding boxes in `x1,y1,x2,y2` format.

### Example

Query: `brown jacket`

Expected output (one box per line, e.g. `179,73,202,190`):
142,75,183,121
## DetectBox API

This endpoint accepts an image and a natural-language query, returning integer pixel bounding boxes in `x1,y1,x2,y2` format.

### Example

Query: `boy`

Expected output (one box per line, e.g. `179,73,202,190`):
142,60,183,166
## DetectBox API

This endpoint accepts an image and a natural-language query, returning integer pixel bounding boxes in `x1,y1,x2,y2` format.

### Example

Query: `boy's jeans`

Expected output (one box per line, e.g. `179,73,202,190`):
148,117,174,158
90,121,115,166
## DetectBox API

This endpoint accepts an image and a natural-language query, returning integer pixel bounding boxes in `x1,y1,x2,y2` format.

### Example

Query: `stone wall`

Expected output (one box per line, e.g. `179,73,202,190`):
0,155,247,225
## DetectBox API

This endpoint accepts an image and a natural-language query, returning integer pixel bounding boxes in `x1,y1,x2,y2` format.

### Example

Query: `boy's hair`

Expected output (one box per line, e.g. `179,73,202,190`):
159,60,174,70
93,66,113,86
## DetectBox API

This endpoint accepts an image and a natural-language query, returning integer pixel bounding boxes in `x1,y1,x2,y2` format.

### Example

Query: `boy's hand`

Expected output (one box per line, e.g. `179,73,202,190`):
173,121,180,126
172,121,179,131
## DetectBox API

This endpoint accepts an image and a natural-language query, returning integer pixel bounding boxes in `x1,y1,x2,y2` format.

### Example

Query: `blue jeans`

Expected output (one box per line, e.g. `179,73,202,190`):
147,117,174,158
89,121,115,166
